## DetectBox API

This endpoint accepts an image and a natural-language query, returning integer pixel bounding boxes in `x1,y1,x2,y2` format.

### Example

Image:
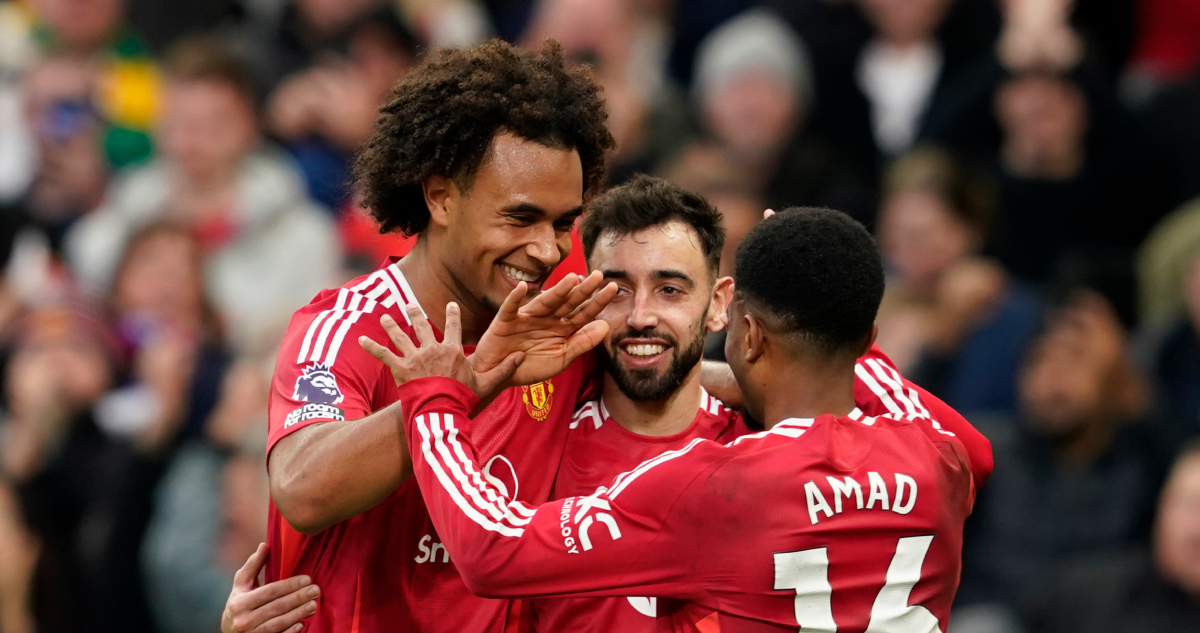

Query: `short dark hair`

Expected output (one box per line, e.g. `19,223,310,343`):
734,207,883,355
581,175,725,276
163,35,256,106
354,39,616,236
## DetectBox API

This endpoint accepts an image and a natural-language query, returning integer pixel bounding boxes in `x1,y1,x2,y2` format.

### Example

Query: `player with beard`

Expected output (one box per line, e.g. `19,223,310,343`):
527,176,741,632
369,207,983,632
515,179,992,632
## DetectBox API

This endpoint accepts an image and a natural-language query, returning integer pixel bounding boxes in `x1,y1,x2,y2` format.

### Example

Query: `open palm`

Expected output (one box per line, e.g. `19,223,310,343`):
471,271,617,387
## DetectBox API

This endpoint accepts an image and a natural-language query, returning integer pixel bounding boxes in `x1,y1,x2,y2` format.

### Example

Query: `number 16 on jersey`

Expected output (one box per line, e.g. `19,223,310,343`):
774,535,942,633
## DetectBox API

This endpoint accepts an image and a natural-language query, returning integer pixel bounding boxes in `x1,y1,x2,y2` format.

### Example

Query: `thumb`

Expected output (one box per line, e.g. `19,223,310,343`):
479,351,525,394
561,321,610,362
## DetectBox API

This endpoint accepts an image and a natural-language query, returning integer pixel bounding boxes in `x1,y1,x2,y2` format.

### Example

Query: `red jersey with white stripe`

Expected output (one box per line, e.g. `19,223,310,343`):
398,376,976,632
528,391,748,633
265,260,597,633
853,346,993,491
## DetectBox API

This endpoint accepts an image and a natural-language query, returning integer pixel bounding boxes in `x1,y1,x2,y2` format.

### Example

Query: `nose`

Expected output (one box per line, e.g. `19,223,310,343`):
524,223,562,270
626,291,659,331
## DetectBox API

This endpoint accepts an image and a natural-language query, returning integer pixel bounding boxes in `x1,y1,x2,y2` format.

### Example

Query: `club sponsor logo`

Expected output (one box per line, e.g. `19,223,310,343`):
284,403,345,428
521,380,554,421
293,363,344,405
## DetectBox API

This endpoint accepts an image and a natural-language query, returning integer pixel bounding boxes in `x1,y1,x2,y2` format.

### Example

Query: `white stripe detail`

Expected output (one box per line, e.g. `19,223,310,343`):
323,309,368,366
413,413,524,537
856,363,904,416
428,412,532,529
873,360,932,419
608,438,707,500
439,413,538,521
389,263,427,320
297,289,349,363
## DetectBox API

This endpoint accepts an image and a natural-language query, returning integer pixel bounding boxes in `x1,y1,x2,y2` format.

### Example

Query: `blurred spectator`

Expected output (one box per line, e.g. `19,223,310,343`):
66,37,340,352
521,0,691,185
244,0,391,91
874,146,1040,414
4,54,108,257
1023,441,1200,633
659,142,764,361
0,305,158,633
30,0,161,168
690,8,872,222
97,223,230,448
1138,244,1200,452
265,8,417,208
987,70,1164,321
957,292,1166,614
142,357,269,633
855,0,957,157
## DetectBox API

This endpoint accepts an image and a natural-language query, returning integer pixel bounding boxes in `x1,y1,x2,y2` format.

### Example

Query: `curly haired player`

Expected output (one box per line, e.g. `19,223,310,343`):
221,40,621,633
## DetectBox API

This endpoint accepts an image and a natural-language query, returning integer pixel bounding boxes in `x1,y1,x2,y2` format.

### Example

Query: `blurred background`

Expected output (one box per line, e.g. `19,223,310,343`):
0,0,1198,631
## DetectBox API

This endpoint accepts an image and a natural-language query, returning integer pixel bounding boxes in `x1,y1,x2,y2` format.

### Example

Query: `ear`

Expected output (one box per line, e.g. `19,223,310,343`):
742,312,767,364
422,175,456,229
856,323,879,358
706,277,735,332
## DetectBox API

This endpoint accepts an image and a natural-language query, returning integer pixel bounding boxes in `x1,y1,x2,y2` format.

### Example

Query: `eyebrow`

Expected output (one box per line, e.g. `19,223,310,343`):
501,203,584,221
600,269,695,286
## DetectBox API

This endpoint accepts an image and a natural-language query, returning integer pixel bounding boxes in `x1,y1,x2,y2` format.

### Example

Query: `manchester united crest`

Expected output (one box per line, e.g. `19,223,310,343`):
521,380,555,421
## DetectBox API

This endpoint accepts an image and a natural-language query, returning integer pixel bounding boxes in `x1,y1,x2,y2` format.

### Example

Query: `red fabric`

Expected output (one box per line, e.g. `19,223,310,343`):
1130,0,1200,79
265,259,596,633
545,227,588,286
398,375,975,631
338,204,418,265
191,212,238,253
854,345,993,491
528,392,748,633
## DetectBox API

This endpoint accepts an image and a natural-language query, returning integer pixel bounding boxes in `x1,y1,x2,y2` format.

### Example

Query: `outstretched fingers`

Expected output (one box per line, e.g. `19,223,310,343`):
567,281,618,328
379,314,417,357
560,320,610,364
554,270,606,318
520,273,579,318
443,303,463,348
494,282,529,325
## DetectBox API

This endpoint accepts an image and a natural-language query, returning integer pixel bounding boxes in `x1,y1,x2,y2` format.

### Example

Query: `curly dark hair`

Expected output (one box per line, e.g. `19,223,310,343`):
581,175,725,277
353,39,616,236
734,207,884,356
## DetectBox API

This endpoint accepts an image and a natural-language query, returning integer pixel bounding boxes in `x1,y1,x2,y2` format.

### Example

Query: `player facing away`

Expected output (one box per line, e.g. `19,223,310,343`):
369,207,979,632
249,40,621,633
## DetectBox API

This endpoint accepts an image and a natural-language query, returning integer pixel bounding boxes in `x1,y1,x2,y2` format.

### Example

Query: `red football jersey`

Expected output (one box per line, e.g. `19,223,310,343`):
528,391,748,633
398,376,976,633
853,346,993,491
265,260,596,633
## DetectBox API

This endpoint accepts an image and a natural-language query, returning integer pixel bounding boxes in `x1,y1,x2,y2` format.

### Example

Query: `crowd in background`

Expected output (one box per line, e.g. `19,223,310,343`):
0,0,1198,631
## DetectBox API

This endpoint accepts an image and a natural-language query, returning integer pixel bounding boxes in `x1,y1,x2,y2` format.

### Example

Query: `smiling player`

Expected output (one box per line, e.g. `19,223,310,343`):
373,207,981,632
246,40,619,633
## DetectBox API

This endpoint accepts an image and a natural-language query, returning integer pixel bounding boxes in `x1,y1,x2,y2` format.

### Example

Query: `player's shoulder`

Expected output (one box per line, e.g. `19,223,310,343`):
279,262,426,367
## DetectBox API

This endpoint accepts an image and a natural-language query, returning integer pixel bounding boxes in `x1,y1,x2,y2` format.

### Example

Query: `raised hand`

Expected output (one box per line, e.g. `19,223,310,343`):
471,270,616,387
359,303,525,400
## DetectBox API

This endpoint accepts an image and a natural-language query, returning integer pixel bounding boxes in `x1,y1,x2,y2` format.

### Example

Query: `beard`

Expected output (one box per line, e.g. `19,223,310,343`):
600,318,708,402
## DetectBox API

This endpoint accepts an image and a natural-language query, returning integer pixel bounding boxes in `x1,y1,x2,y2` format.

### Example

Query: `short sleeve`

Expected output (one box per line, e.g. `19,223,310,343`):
266,301,393,454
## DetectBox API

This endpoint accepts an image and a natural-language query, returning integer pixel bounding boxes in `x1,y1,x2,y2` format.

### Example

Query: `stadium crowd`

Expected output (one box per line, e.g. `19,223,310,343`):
0,0,1198,631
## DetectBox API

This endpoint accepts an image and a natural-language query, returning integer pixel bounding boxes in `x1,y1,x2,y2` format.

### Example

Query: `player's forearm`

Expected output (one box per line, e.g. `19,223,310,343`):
700,360,742,408
397,378,666,600
269,401,411,535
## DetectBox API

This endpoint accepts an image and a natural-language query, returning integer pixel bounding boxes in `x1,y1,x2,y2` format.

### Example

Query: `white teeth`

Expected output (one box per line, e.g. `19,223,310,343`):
624,344,665,357
501,265,538,282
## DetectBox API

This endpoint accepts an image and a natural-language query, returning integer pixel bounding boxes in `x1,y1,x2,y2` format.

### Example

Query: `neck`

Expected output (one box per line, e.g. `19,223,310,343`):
753,357,858,429
1051,416,1115,468
602,364,704,438
397,239,493,344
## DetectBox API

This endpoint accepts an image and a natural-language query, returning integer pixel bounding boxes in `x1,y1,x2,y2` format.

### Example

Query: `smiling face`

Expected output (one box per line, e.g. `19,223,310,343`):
589,220,731,401
432,133,584,313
